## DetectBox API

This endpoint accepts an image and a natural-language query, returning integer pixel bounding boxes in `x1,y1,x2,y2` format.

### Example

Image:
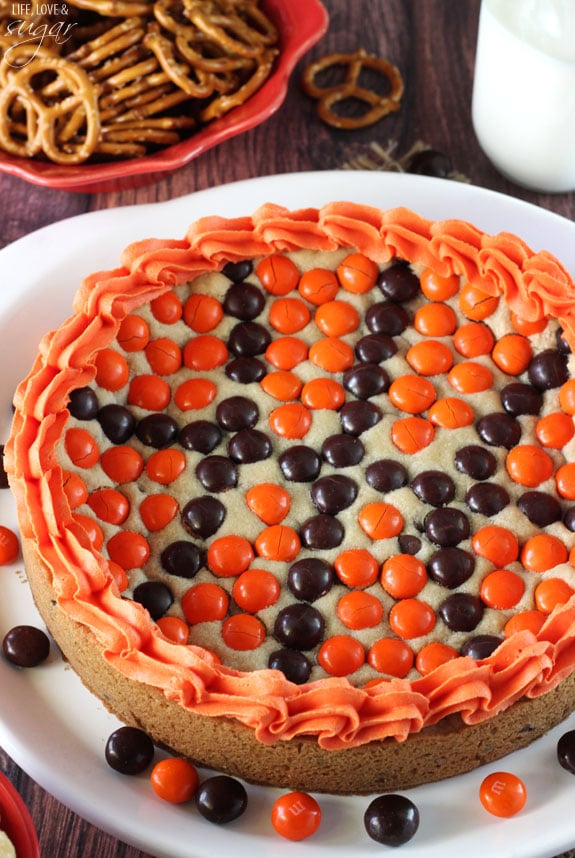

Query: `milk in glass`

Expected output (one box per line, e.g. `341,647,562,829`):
472,0,575,192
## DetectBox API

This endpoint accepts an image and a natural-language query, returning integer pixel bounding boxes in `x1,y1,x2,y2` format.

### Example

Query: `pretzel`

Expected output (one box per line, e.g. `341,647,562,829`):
66,17,147,65
200,46,276,121
0,42,57,85
175,30,253,74
0,55,100,163
302,49,404,130
143,26,215,97
99,115,195,156
0,90,40,157
184,0,277,59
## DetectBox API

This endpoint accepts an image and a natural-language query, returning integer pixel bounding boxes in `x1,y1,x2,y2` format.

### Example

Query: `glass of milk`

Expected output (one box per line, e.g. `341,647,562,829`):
472,0,575,192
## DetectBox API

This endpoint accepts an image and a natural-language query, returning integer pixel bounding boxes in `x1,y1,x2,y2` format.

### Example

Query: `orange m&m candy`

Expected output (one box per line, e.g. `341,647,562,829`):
479,772,526,818
207,535,254,576
269,403,312,438
536,412,575,449
95,348,129,391
559,379,575,414
298,267,339,305
183,335,228,370
181,582,229,624
555,462,575,499
101,446,144,483
309,337,354,372
260,370,303,402
415,642,459,675
337,591,383,630
368,638,414,678
269,297,311,334
73,514,104,550
453,322,495,357
406,340,453,376
174,378,217,411
414,302,457,337
472,525,519,566
337,252,378,293
265,336,308,370
381,554,427,599
388,375,436,414
128,374,171,411
334,548,379,587
117,314,150,352
139,493,178,532
389,598,436,639
0,526,19,565
222,614,266,651
232,569,281,612
428,397,474,429
145,449,186,484
245,483,291,525
448,361,493,393
491,333,532,375
62,471,88,508
156,617,189,645
145,337,181,375
520,533,568,572
480,569,525,610
256,254,299,295
301,378,345,410
108,561,129,593
458,283,499,320
107,531,150,569
271,791,322,841
318,635,365,676
419,268,459,301
87,488,130,525
534,578,574,613
315,300,360,336
510,311,546,336
358,502,404,539
150,291,182,324
183,293,223,332
150,758,199,804
506,444,554,487
391,417,435,454
504,610,546,638
255,525,301,561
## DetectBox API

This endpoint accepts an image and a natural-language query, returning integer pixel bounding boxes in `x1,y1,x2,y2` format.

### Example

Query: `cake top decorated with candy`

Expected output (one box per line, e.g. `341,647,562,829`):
7,201,575,752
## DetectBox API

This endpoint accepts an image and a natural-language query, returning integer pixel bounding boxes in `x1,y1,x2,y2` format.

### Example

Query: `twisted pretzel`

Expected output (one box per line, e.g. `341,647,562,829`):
0,55,100,163
184,0,276,59
200,46,276,121
143,26,215,97
302,49,404,130
66,17,147,65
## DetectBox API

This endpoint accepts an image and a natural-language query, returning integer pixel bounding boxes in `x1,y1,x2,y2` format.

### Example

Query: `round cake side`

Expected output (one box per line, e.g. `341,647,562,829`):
23,539,575,794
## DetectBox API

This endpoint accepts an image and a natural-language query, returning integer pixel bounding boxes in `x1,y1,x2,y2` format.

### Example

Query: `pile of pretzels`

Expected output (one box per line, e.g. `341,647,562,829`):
0,0,279,165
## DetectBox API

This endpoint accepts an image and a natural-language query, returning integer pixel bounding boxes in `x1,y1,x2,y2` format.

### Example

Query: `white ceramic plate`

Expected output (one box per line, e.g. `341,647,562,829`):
1,172,575,858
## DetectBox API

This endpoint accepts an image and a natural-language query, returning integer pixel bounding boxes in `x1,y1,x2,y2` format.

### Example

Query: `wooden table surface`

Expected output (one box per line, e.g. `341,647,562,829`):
1,1,574,856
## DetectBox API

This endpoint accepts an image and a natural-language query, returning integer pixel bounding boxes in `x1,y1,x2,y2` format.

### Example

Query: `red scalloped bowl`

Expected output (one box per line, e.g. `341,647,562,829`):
0,0,328,194
0,771,40,858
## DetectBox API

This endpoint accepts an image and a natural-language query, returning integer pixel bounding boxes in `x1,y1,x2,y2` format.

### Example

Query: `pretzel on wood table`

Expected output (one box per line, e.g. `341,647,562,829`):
302,49,404,130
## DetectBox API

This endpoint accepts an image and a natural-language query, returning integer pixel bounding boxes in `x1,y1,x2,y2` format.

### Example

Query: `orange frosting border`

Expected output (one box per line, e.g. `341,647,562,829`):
6,201,575,751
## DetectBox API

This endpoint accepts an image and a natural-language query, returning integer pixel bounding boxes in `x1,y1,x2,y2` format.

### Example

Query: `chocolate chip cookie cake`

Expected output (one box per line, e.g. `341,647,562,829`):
6,201,575,794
